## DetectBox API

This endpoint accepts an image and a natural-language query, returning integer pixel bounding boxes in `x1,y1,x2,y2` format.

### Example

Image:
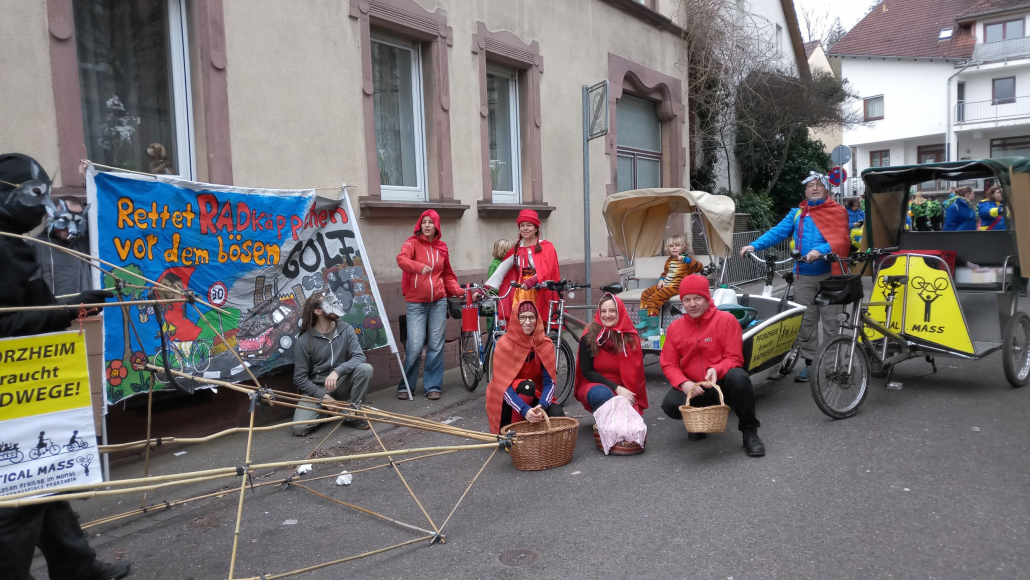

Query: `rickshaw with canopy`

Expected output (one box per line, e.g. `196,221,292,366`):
809,158,1030,419
602,188,807,383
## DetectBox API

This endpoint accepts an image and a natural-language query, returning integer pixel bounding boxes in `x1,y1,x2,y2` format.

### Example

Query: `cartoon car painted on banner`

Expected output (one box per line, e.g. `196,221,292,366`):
236,276,304,359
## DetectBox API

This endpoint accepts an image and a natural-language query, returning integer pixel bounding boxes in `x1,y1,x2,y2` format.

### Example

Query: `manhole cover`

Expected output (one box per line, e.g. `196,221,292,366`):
498,548,541,566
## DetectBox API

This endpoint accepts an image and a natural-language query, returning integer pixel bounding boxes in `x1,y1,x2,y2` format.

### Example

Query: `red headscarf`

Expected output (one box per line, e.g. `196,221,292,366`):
573,293,648,414
485,301,558,433
799,198,851,275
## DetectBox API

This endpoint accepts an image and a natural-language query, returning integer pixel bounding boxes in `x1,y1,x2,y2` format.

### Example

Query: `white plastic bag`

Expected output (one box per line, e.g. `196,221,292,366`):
335,471,353,486
593,395,647,454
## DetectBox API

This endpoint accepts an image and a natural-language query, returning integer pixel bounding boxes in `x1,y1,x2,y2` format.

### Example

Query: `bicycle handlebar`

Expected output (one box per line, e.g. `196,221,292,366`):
745,251,795,266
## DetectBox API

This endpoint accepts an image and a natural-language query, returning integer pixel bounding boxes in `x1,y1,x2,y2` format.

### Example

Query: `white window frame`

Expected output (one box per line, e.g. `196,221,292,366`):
486,66,522,204
167,0,197,181
371,33,429,202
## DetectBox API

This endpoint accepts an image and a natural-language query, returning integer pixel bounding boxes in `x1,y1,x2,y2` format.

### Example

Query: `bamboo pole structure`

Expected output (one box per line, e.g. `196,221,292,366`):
0,298,185,313
227,400,258,579
235,536,433,580
292,483,440,537
98,417,341,453
0,443,501,505
81,450,459,530
366,420,438,535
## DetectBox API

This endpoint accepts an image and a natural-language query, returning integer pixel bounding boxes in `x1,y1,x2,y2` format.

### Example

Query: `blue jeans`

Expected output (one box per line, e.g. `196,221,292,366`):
398,299,447,395
586,384,616,412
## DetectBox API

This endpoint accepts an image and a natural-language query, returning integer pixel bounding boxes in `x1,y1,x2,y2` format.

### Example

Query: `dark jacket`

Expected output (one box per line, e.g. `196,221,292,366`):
34,233,93,297
0,237,77,338
292,322,366,399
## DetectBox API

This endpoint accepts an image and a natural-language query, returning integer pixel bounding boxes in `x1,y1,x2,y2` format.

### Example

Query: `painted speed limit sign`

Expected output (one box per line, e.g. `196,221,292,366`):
208,281,228,307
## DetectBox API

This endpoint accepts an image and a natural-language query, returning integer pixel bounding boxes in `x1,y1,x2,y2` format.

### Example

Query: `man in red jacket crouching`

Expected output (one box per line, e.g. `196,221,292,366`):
660,275,765,457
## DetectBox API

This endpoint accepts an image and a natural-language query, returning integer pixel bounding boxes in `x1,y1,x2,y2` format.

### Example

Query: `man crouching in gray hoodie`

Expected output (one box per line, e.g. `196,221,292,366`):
292,291,373,434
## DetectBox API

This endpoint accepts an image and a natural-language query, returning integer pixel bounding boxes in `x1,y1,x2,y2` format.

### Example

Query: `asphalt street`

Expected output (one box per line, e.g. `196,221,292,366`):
37,345,1030,580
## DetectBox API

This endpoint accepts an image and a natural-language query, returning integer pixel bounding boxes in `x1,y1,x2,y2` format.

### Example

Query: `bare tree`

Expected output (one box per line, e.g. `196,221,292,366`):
670,0,862,194
798,4,827,43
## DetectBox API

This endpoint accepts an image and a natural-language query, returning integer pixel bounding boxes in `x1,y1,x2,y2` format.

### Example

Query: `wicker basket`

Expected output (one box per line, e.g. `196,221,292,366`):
678,382,729,434
591,424,645,456
501,412,579,471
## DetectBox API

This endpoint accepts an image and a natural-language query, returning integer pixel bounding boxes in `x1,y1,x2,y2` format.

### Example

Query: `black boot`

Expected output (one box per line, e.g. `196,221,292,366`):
86,560,131,580
687,432,707,441
742,428,765,457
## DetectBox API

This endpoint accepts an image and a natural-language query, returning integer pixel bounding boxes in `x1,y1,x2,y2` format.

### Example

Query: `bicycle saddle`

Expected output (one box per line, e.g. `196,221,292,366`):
884,275,908,286
599,283,623,295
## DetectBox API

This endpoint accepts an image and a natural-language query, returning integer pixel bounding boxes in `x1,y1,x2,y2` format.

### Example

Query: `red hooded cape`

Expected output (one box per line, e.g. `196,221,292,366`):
573,293,648,414
156,266,201,342
495,240,560,321
485,301,558,434
800,198,851,275
396,209,462,303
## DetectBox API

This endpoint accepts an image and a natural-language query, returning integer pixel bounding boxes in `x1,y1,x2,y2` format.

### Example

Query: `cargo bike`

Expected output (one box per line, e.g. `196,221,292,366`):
601,188,807,383
810,158,1030,419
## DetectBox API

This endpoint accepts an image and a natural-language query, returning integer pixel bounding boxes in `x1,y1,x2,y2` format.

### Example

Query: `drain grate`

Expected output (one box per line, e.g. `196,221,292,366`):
498,548,541,567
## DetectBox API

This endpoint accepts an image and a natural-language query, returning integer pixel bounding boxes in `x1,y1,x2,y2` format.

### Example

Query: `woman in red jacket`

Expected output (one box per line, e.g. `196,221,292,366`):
574,293,648,415
659,275,765,457
485,209,560,323
395,210,464,400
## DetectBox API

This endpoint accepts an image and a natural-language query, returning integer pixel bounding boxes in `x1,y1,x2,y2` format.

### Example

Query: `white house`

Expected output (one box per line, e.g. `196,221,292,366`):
833,0,1030,193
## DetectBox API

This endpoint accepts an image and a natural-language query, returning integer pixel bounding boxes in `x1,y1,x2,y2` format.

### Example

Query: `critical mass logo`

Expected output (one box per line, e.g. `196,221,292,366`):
910,276,949,324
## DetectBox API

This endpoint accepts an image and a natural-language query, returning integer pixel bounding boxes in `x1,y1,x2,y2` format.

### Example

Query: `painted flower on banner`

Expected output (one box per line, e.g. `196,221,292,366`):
364,317,383,330
353,282,365,293
351,324,363,335
129,351,148,371
107,360,129,386
363,303,375,315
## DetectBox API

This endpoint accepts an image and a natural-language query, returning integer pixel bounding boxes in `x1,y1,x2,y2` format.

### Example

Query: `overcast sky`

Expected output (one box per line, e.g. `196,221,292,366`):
793,0,871,42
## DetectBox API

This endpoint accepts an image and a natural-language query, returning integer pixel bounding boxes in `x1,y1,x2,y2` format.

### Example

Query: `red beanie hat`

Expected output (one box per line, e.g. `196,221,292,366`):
678,275,712,302
515,209,541,228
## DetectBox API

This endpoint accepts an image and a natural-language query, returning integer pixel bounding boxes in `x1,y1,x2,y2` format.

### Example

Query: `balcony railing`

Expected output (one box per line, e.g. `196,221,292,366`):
955,95,1030,123
972,36,1030,64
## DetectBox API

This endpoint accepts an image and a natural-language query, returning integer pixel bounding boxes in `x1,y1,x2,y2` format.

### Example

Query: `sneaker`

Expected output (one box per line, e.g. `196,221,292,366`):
743,428,765,457
85,560,131,580
687,432,707,441
343,418,370,430
794,366,811,383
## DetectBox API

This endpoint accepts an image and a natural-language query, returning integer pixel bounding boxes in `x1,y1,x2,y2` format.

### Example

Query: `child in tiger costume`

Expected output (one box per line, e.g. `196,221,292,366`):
636,234,703,337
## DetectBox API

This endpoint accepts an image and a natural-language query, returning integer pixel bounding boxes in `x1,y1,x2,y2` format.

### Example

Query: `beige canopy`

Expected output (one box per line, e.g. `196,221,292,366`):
602,188,736,262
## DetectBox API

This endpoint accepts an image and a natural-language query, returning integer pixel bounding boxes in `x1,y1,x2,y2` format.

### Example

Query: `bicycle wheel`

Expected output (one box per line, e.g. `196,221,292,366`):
811,336,870,419
12,451,23,464
1003,312,1030,387
551,334,576,405
459,331,483,391
190,341,213,374
772,338,801,380
154,347,186,384
48,444,61,456
29,448,42,461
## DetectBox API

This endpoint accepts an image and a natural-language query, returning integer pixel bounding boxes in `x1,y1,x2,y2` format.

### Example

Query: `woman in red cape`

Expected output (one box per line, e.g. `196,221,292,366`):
484,209,560,323
485,301,565,434
573,293,648,415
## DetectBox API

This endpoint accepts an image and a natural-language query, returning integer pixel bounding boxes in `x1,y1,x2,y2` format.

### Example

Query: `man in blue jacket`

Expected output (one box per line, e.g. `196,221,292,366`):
740,172,851,382
943,186,977,231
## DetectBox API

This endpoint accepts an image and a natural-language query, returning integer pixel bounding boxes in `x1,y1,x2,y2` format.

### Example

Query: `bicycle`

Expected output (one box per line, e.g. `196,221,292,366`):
154,338,213,385
531,279,593,405
0,445,24,465
29,438,61,460
809,247,911,419
455,282,516,391
744,250,802,379
64,438,89,452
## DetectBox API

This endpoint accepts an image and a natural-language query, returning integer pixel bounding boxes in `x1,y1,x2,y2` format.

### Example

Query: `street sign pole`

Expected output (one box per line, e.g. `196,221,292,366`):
582,85,591,309
583,81,608,312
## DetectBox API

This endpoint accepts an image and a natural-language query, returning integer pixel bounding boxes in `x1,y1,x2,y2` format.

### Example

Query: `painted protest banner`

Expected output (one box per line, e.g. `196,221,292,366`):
88,172,395,407
0,331,102,497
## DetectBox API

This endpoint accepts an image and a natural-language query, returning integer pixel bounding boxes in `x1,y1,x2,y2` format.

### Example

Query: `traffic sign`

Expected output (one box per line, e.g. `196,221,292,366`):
828,166,847,186
831,145,852,167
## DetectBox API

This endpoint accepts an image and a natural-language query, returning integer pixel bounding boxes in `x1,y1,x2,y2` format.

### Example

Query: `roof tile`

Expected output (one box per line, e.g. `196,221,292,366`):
829,0,977,59
804,40,821,58
958,0,1030,19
